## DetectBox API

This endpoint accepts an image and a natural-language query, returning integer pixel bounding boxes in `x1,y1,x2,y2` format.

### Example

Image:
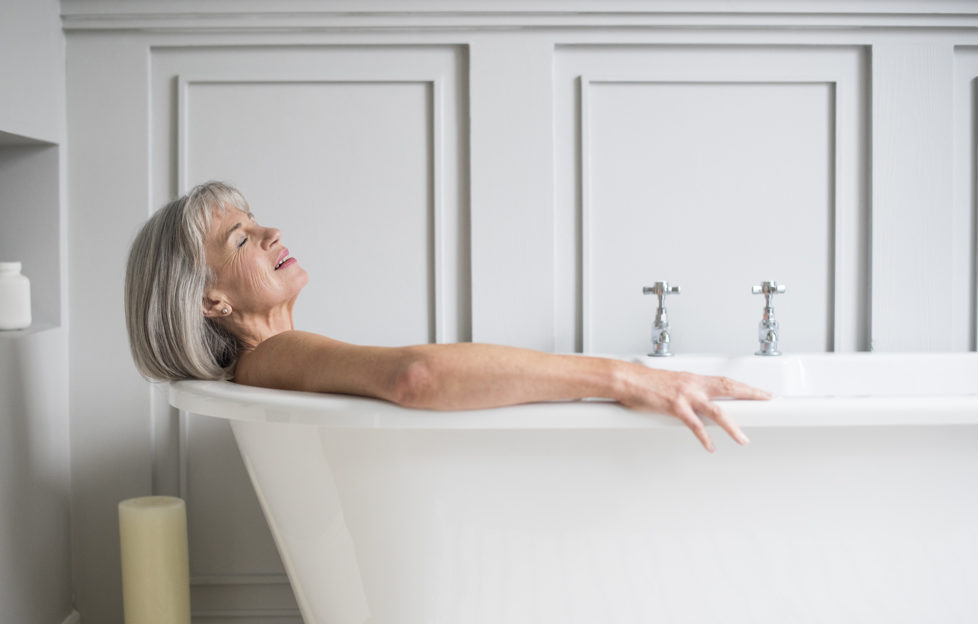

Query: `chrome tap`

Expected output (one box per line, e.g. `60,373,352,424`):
752,281,785,356
642,282,680,357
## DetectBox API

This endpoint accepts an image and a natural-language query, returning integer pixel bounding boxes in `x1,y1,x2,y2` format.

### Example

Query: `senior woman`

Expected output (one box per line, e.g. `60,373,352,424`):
125,181,769,453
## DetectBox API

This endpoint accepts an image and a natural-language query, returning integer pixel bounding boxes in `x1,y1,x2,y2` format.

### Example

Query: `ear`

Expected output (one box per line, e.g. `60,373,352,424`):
202,291,228,319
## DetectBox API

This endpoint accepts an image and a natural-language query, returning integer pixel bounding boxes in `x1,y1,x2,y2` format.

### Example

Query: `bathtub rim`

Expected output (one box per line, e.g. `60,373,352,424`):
169,351,978,429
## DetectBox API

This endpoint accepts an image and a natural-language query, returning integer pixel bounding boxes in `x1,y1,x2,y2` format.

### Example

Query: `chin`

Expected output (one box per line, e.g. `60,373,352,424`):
292,267,310,294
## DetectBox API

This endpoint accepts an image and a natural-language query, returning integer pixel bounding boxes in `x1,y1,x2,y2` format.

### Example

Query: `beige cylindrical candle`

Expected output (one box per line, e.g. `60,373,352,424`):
118,496,191,624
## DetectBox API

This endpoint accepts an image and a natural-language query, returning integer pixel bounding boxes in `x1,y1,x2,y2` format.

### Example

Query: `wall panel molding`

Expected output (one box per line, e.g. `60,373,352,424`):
149,44,470,347
871,42,957,351
174,73,457,343
61,0,978,32
577,77,855,354
953,46,978,350
556,45,869,355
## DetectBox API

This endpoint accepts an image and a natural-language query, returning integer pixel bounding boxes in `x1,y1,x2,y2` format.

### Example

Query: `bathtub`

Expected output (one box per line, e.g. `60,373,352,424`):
170,353,978,624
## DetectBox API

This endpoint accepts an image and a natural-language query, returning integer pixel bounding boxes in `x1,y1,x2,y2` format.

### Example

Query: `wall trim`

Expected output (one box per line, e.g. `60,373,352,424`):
61,0,978,32
192,609,302,620
952,45,978,349
191,575,301,620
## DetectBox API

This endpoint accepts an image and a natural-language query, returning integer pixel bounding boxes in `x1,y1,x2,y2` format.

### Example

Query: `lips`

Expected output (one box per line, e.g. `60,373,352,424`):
274,248,292,270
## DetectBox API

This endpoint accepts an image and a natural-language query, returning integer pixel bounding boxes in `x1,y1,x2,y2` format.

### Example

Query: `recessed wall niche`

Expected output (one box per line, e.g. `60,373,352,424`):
0,130,61,330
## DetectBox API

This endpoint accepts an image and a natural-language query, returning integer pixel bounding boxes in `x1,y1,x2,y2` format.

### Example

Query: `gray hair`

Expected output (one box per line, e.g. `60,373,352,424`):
124,181,251,381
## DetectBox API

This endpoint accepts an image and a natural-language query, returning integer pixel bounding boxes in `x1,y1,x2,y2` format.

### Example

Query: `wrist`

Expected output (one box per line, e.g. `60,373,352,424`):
605,358,634,404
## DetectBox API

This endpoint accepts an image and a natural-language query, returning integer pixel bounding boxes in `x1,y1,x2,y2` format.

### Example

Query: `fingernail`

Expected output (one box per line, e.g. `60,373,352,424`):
737,433,751,446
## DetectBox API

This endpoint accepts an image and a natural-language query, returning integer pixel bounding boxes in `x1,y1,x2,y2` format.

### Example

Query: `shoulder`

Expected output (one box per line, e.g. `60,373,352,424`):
232,330,412,401
234,330,339,389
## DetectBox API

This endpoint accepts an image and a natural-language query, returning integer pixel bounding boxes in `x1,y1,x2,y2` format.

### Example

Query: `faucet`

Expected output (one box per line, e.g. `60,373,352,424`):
642,282,680,357
752,281,786,356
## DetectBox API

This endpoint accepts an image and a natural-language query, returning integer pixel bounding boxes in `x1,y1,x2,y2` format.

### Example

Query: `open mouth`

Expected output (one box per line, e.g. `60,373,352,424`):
274,249,296,270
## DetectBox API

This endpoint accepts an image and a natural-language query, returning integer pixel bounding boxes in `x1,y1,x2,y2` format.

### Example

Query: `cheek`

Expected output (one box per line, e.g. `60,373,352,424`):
221,259,275,301
243,264,277,296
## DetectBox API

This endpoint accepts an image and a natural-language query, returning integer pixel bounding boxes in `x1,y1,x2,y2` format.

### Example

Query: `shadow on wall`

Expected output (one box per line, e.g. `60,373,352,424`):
0,329,72,623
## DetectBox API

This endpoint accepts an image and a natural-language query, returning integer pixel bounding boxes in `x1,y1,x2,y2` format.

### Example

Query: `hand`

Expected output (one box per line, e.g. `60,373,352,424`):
618,366,772,453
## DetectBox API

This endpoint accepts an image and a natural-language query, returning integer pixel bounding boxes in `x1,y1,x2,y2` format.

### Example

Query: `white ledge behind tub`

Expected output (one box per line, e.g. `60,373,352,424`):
169,352,978,429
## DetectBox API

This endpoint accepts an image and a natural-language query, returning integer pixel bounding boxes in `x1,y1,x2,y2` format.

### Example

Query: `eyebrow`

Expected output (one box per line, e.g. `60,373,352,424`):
224,222,243,242
221,211,254,242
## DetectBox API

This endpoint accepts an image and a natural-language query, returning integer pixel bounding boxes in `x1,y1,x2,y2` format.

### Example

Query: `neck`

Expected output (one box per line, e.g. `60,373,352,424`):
223,302,296,351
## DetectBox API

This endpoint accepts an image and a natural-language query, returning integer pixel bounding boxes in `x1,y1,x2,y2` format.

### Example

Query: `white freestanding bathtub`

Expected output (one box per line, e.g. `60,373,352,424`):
170,353,978,624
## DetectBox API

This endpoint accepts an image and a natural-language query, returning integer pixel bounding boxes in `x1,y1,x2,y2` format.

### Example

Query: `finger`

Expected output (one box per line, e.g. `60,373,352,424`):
710,376,773,400
674,401,715,453
696,398,750,446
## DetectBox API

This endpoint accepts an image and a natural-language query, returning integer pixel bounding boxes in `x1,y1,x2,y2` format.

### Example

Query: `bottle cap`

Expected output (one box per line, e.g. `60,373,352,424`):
0,262,22,273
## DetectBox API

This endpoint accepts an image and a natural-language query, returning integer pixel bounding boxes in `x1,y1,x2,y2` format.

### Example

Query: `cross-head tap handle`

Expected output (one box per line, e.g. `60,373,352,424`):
643,282,681,309
752,280,786,308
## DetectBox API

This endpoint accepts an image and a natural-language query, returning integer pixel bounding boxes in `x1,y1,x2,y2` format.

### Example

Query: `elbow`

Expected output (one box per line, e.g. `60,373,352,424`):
389,353,437,408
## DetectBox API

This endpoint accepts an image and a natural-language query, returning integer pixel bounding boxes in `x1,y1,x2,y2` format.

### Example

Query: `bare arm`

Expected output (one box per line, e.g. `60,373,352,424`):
234,331,770,452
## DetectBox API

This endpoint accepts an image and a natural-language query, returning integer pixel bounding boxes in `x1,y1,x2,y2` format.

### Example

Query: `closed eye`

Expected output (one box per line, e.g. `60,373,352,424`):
237,237,247,248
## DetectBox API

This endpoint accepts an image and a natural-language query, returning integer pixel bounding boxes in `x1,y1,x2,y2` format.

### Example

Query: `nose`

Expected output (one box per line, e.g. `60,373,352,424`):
261,227,281,250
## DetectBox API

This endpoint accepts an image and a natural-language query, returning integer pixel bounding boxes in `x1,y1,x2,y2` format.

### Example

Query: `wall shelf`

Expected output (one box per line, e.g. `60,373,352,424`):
0,130,55,147
0,321,59,340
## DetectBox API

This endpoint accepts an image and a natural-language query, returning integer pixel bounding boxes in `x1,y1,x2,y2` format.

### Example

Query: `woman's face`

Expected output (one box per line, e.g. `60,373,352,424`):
202,205,308,317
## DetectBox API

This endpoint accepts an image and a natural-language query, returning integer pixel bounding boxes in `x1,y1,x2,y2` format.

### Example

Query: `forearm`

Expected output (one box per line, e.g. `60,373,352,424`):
395,343,628,410
390,343,764,453
236,332,626,409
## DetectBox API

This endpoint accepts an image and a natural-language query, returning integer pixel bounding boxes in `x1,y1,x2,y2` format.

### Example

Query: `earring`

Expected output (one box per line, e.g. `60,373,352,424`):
221,307,230,316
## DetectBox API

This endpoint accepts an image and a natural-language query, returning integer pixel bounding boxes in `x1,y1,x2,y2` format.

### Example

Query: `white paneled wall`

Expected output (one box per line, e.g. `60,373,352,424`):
554,45,868,354
0,1,73,623
61,2,978,622
151,45,469,346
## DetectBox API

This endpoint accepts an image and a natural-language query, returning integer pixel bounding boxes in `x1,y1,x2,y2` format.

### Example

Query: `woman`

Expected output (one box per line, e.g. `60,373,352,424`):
125,181,770,452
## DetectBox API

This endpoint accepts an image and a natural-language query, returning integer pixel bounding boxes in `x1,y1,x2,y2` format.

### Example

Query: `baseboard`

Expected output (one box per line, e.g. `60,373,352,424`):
61,609,81,624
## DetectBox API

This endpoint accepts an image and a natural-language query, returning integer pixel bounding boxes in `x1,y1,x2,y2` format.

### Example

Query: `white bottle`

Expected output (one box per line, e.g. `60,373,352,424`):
0,262,31,330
